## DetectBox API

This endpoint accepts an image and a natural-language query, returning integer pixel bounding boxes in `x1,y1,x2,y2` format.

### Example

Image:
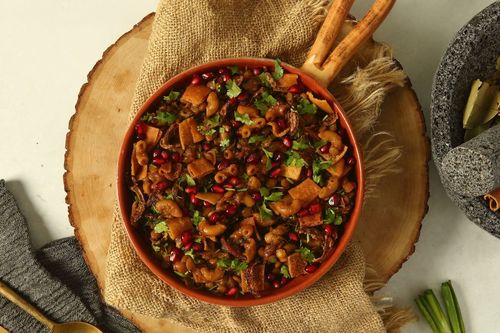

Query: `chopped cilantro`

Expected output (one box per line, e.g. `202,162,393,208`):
292,138,311,150
234,112,255,125
220,138,231,149
184,249,196,260
199,128,216,136
228,65,240,75
258,72,272,88
155,112,177,126
185,174,196,186
152,245,161,252
207,114,220,127
313,139,328,149
262,148,273,171
269,256,277,264
225,79,241,98
259,187,270,198
140,113,153,122
194,237,202,244
324,208,342,225
254,91,277,116
163,90,180,103
285,151,307,168
164,193,175,200
296,98,317,115
217,258,248,273
280,265,291,278
191,210,204,226
312,159,333,185
153,221,168,233
296,247,315,263
259,203,274,220
248,135,265,144
272,59,284,80
264,192,283,202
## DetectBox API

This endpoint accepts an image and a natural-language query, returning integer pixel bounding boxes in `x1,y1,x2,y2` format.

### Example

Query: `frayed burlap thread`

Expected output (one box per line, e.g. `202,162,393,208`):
105,1,410,332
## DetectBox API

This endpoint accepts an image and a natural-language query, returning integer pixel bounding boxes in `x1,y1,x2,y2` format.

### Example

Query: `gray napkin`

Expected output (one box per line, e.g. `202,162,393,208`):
0,179,139,333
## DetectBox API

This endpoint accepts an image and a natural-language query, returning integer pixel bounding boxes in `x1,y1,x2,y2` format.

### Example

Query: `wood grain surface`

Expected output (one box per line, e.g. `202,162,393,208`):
64,13,428,332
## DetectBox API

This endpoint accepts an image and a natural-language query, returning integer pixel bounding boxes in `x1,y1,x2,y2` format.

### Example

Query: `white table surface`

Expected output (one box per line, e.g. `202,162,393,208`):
1,1,499,332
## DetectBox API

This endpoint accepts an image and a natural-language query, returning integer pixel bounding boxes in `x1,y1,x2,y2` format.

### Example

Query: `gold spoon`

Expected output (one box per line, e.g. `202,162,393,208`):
0,281,103,333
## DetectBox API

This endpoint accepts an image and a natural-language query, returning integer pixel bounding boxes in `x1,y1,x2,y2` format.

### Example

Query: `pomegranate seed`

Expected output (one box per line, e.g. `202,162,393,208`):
218,68,229,75
305,264,318,273
276,118,287,130
271,161,280,169
152,158,165,165
135,122,147,135
328,194,341,206
272,280,281,289
217,159,230,171
190,193,200,205
211,184,225,193
228,98,238,106
202,142,212,151
185,186,198,194
274,152,285,163
306,167,313,178
192,243,203,252
182,208,190,216
155,181,168,192
262,66,269,72
171,152,181,162
184,242,193,250
203,200,212,207
153,149,161,158
282,136,292,148
226,287,238,296
169,247,182,262
324,224,333,236
297,209,309,217
289,232,299,242
181,231,193,245
230,119,242,128
337,128,345,137
280,277,288,285
347,156,356,166
201,72,214,80
288,84,301,94
308,203,321,214
246,153,259,164
222,73,232,82
209,212,221,223
270,168,282,178
237,92,249,102
252,68,261,75
191,74,201,85
228,176,240,186
161,150,170,160
250,191,262,201
225,205,238,215
319,142,331,154
224,183,234,189
267,273,277,281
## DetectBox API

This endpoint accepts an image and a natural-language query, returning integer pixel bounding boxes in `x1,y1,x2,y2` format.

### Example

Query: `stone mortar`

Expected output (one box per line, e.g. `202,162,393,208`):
431,2,500,238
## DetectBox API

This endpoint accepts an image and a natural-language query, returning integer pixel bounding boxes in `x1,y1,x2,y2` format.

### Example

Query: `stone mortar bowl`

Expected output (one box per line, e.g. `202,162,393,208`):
431,2,500,237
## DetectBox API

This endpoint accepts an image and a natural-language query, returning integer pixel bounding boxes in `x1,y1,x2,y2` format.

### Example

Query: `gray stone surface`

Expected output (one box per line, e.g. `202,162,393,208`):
441,124,500,196
431,2,500,237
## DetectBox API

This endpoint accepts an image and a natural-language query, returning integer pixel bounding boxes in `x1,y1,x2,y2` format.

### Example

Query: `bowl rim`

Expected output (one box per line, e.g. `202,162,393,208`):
117,57,365,306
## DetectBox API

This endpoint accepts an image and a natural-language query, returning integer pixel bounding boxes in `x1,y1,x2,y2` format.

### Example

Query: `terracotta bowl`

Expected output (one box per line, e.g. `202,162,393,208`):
117,58,365,306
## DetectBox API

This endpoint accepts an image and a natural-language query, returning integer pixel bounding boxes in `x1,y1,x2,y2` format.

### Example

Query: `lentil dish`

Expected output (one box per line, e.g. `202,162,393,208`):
128,60,357,297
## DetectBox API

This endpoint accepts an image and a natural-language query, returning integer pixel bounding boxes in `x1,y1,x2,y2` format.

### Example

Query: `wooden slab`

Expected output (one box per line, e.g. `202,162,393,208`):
64,13,428,332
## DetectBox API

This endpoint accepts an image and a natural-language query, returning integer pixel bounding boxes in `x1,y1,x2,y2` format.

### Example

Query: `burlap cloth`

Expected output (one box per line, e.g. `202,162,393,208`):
105,1,408,332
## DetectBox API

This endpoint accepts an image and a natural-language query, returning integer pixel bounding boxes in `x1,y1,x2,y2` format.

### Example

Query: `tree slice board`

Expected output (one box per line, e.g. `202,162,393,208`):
64,13,428,333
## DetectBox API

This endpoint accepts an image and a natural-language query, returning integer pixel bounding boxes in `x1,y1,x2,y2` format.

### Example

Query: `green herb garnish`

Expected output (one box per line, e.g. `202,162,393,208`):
235,112,255,125
174,271,186,278
185,174,196,186
296,98,317,115
254,91,277,116
292,138,311,150
248,135,265,144
258,72,272,88
273,59,284,80
285,151,307,168
264,192,283,202
280,265,291,278
312,159,333,185
155,112,177,126
217,258,248,273
191,210,204,227
163,90,180,103
313,139,328,149
228,65,240,75
296,247,315,263
262,148,273,171
226,79,242,98
324,208,342,225
153,221,168,233
259,203,274,220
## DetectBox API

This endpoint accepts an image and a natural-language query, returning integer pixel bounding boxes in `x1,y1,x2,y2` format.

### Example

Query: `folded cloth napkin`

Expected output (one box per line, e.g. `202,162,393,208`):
104,0,409,332
0,180,139,333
